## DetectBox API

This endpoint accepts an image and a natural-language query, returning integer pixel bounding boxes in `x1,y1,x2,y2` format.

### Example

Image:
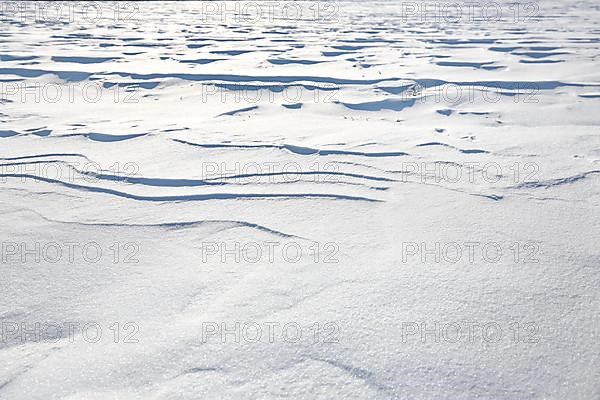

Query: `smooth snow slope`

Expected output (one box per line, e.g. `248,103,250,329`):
0,1,599,399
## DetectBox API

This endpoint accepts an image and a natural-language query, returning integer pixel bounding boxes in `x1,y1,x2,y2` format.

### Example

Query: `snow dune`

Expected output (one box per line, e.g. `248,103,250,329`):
0,1,599,399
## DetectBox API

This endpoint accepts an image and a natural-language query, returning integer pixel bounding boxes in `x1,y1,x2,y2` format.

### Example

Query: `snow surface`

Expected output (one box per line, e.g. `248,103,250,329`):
0,1,599,399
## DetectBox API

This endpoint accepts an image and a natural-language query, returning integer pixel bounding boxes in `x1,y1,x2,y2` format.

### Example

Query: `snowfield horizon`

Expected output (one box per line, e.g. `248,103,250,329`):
1,1,599,399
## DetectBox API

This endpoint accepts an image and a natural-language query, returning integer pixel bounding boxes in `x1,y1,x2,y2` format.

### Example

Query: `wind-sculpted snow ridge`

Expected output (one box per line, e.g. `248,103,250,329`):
0,173,382,203
172,138,410,157
1,1,599,399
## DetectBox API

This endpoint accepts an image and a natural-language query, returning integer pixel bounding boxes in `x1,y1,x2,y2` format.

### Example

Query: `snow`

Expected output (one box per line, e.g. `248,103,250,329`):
0,1,599,399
